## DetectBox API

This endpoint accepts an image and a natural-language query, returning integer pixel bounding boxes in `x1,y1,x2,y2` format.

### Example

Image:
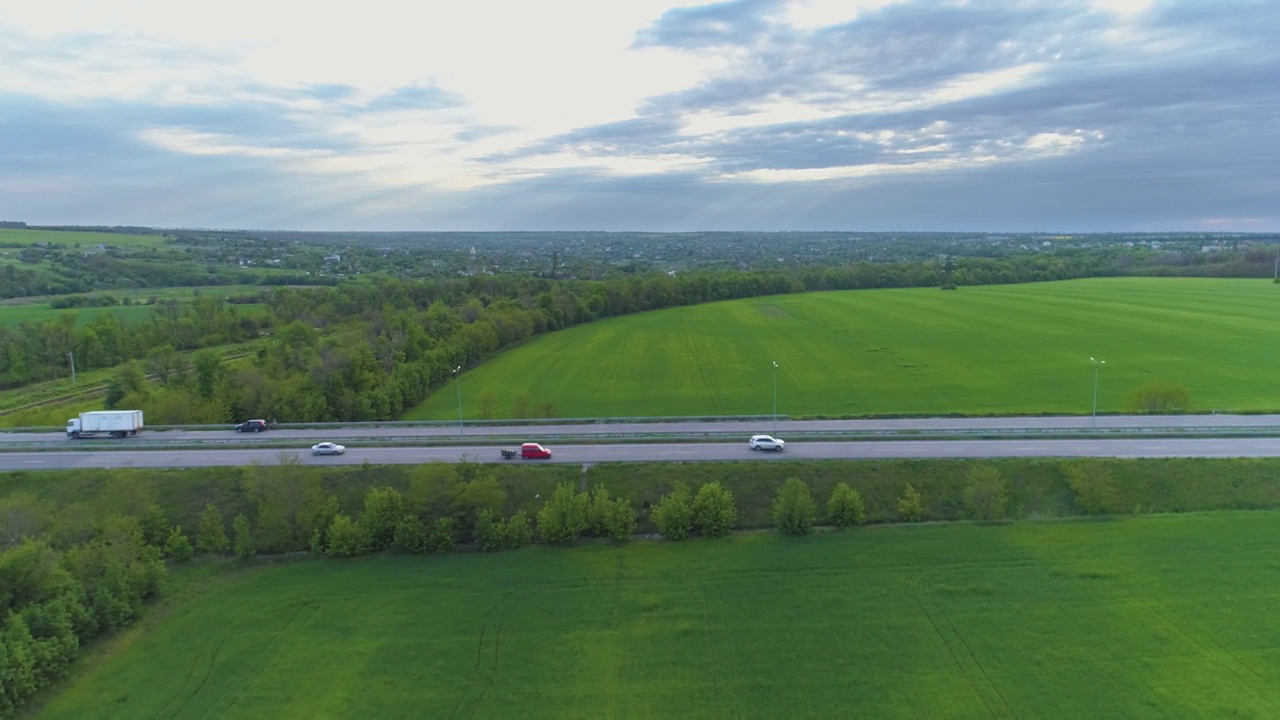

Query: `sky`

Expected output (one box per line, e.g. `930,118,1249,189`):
1,0,1276,232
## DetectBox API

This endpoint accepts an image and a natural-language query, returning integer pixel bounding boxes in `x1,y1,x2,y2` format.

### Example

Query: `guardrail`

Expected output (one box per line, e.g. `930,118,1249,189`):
4,424,1279,452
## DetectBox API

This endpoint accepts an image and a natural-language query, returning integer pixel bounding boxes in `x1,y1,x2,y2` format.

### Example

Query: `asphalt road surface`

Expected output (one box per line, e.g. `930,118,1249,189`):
4,413,1279,445
4,437,1280,470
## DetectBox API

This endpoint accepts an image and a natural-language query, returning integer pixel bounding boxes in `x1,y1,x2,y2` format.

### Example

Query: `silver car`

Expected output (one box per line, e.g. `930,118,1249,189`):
749,435,785,452
311,442,346,456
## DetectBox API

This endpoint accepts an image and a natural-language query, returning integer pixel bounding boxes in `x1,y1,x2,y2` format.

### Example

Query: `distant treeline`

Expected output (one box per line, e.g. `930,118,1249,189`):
6,246,1278,422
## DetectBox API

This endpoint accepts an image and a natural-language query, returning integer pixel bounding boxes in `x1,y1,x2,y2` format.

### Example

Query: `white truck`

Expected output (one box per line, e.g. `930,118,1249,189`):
67,410,144,439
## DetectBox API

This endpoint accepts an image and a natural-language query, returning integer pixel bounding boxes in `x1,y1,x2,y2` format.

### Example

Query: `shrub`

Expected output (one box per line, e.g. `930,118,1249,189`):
1064,461,1119,515
773,477,816,536
393,517,429,554
326,514,368,558
139,504,171,548
537,483,588,544
503,511,533,549
652,482,694,541
164,527,193,562
233,514,255,559
603,499,637,543
587,483,612,537
898,483,924,523
692,481,737,539
195,503,229,556
962,465,1009,522
1125,382,1191,413
427,517,457,553
827,483,866,529
475,509,505,551
361,487,406,551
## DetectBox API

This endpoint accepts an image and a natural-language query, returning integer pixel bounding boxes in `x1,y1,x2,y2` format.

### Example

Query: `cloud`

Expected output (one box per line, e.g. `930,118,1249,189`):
0,1,1277,231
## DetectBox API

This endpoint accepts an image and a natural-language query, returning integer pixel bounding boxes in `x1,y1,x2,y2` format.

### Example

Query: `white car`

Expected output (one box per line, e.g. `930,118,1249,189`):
749,435,785,452
311,442,346,456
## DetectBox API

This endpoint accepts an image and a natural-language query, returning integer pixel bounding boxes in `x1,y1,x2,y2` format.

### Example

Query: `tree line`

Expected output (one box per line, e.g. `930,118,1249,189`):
10,245,1278,421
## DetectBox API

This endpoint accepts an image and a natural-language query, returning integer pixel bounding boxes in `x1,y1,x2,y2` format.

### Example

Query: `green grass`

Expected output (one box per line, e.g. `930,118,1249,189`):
0,303,157,328
0,228,166,248
38,512,1280,718
0,284,278,307
404,277,1280,419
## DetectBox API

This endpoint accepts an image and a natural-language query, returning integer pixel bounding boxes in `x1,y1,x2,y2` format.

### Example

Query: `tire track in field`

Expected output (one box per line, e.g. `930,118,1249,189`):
717,587,743,720
1121,578,1278,711
701,587,722,718
903,573,1009,719
220,602,321,715
451,596,511,720
684,320,719,414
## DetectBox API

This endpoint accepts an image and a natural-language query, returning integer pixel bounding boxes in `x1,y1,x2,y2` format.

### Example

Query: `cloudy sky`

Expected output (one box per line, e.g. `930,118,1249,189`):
1,0,1276,231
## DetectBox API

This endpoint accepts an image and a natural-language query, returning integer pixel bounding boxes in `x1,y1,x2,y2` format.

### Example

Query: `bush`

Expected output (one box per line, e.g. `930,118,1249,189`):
773,477,816,536
898,483,924,523
587,483,612,537
537,483,588,544
233,514,255,559
195,503,229,556
326,514,369,558
1064,461,1119,515
1125,382,1191,413
427,517,457,553
962,465,1008,522
827,483,866,529
164,527,193,562
692,481,737,539
361,487,406,551
603,499,637,543
393,517,429,554
475,509,505,551
503,511,533,549
139,504,170,548
652,482,694,541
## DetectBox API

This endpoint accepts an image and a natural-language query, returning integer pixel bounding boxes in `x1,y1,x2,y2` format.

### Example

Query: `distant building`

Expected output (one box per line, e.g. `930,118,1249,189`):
324,254,341,262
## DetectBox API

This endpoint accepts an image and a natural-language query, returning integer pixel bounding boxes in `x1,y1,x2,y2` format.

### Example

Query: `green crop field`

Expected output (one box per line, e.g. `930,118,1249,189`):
405,277,1280,419
0,303,157,328
0,228,166,247
40,512,1280,718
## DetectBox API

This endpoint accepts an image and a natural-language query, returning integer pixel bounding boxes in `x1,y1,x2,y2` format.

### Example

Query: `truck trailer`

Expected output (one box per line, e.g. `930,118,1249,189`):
67,410,144,439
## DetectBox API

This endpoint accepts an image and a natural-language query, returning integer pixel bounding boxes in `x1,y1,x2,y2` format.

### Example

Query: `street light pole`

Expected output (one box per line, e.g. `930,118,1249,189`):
453,365,463,438
67,351,76,386
772,361,779,435
1090,357,1105,428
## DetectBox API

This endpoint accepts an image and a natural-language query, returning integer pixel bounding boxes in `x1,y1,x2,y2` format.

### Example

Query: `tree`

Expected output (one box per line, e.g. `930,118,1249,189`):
512,394,530,419
361,487,405,551
164,527,193,562
195,503,229,555
475,509,505,551
897,483,924,523
773,477,816,536
476,388,498,419
138,504,170,548
393,517,429,554
963,465,1009,522
326,514,368,558
587,483,612,537
827,483,866,529
233,514,255,559
651,483,694,541
503,511,533,549
427,517,456,553
1124,382,1191,413
450,472,506,542
1063,461,1119,515
191,348,224,400
692,481,737,539
603,499,637,543
537,483,588,544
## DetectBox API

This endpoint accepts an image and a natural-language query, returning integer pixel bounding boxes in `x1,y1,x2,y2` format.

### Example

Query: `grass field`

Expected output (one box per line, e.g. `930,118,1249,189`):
0,228,166,248
0,303,157,328
405,277,1280,419
39,512,1280,719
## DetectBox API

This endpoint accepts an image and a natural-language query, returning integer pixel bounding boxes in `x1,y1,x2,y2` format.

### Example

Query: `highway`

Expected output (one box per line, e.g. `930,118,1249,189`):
3,437,1280,470
3,413,1280,446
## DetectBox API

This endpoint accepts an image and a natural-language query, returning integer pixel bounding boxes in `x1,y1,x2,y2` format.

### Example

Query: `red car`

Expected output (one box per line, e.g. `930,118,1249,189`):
521,442,552,459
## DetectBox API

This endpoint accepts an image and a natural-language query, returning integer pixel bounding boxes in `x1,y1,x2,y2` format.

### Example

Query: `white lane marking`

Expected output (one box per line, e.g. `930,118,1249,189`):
24,460,47,464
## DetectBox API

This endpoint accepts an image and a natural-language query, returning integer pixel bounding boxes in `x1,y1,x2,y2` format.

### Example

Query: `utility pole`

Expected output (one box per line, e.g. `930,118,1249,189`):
67,351,76,386
1273,246,1278,282
772,360,779,435
1090,357,1105,428
453,365,464,438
